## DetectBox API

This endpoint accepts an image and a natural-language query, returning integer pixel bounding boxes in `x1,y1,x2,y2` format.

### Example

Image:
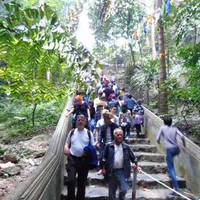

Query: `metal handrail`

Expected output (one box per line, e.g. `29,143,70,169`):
139,169,193,200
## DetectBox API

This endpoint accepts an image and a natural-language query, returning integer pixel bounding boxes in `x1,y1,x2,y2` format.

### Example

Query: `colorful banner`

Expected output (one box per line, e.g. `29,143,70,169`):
165,0,171,16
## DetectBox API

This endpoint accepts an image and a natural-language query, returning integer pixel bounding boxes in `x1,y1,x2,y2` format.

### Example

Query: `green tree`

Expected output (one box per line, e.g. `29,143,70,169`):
0,1,98,127
174,0,200,45
171,0,200,113
89,0,143,66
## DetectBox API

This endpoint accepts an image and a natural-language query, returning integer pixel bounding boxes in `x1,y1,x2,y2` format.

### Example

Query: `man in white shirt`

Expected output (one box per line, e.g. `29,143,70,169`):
64,114,94,200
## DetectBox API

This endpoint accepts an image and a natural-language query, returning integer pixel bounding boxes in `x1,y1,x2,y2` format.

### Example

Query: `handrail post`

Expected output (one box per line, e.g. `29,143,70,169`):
132,169,137,200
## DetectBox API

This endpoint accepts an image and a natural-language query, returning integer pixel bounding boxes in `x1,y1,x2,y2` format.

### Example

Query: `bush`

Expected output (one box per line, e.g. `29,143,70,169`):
0,97,65,137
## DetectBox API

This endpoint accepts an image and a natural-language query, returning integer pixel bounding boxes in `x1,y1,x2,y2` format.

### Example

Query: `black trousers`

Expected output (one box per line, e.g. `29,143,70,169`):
135,124,141,136
66,154,89,200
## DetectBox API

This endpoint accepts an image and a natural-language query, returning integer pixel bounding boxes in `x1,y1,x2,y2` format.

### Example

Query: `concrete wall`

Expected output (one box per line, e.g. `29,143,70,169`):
144,107,200,195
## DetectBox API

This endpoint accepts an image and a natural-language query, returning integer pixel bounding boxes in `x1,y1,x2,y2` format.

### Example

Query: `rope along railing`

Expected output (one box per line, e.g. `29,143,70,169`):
137,169,193,200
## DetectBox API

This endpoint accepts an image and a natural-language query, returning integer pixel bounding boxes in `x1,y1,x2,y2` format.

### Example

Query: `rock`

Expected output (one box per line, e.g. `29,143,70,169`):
3,154,18,163
33,150,46,158
0,126,54,198
28,159,35,166
1,138,11,145
0,162,15,170
1,165,21,177
19,134,51,155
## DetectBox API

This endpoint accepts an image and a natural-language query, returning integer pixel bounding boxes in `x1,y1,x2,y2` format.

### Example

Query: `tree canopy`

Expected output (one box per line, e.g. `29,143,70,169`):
0,0,99,126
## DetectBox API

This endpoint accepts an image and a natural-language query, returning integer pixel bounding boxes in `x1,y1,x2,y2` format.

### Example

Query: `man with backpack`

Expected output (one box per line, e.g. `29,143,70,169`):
64,114,95,200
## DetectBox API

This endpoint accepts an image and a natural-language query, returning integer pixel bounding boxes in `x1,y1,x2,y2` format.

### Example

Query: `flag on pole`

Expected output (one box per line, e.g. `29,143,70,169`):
143,22,147,35
165,0,171,16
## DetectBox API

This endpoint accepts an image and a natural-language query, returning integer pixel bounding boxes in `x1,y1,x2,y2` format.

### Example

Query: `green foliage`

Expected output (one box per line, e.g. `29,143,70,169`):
89,0,143,44
177,43,200,110
0,1,99,129
164,78,180,104
174,0,200,45
0,98,64,137
88,0,144,73
129,59,159,90
0,147,7,155
178,43,200,69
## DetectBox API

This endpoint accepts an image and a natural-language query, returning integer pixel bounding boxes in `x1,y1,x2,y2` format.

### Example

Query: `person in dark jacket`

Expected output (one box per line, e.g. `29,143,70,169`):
97,110,118,174
102,128,139,200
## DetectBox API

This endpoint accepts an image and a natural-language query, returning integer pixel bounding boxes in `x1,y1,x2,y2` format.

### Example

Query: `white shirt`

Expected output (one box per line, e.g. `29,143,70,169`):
66,128,94,157
113,144,123,169
96,118,105,128
111,115,119,125
105,126,112,144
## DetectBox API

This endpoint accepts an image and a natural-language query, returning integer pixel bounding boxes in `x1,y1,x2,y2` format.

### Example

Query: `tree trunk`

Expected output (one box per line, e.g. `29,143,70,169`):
151,18,157,59
32,103,37,127
128,42,135,67
158,19,168,114
146,86,150,106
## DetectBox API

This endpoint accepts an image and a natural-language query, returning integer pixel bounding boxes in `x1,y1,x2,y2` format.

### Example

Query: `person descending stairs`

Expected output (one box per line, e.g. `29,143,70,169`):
62,76,196,200
61,129,195,200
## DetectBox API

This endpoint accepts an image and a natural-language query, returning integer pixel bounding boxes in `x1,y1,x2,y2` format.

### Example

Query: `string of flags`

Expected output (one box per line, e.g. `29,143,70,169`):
165,0,171,16
131,0,172,42
141,0,171,36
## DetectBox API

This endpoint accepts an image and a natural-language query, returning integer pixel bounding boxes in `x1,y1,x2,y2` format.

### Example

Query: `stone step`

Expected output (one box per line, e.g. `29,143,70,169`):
125,138,150,145
86,186,192,200
129,144,157,153
138,161,167,174
61,186,191,200
86,172,186,189
135,152,165,162
64,162,168,185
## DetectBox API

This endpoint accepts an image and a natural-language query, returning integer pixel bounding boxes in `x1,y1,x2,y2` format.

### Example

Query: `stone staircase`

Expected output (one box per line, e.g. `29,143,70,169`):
61,133,195,200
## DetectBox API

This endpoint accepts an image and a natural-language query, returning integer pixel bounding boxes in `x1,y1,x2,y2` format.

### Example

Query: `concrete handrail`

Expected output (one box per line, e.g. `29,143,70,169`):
6,98,73,200
143,107,200,195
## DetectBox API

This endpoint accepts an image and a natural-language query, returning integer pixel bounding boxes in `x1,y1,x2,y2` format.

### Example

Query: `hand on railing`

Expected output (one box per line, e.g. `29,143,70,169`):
132,164,141,173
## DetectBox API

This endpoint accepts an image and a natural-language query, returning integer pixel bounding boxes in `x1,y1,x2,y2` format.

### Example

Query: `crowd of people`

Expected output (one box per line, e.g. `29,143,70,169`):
66,75,145,140
64,74,185,200
64,75,142,200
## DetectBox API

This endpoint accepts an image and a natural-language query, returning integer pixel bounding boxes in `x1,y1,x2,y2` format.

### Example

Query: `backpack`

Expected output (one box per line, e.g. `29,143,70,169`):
69,129,98,170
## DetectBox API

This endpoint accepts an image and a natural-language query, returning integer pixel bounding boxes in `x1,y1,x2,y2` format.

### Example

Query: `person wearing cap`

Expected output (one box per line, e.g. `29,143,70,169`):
102,128,139,200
